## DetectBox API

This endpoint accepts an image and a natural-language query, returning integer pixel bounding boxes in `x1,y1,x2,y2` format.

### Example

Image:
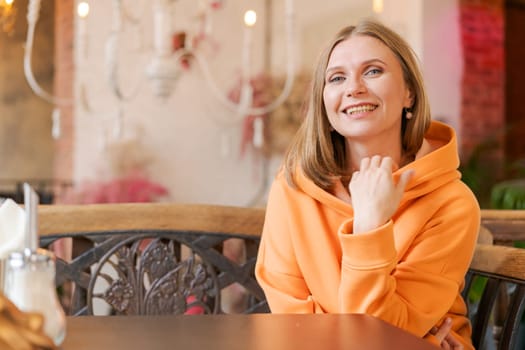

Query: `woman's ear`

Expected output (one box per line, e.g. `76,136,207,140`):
403,89,414,109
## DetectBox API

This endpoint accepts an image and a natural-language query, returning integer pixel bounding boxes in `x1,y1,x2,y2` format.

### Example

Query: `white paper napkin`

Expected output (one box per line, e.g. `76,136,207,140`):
0,198,26,259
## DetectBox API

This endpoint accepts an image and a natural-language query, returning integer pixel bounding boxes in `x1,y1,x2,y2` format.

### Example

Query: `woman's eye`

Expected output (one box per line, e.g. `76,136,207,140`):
328,75,344,83
365,68,382,76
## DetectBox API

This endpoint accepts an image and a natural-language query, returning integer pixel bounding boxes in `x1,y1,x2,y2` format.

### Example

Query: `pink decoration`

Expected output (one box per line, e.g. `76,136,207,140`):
59,171,168,204
210,1,224,10
172,31,192,70
184,295,205,315
228,73,274,157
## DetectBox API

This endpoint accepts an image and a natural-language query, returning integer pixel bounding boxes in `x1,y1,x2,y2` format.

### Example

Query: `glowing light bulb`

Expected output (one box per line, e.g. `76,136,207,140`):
372,0,383,14
5,0,14,6
77,1,90,18
244,10,256,27
77,1,90,58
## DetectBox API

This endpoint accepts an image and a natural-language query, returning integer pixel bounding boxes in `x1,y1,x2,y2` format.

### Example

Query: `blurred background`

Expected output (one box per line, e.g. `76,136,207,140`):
0,0,523,209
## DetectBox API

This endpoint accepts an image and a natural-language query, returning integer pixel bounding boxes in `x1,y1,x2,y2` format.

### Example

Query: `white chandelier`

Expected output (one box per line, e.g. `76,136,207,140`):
23,0,296,140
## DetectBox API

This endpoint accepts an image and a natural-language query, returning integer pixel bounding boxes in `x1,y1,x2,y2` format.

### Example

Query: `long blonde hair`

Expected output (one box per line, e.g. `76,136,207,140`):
284,19,431,190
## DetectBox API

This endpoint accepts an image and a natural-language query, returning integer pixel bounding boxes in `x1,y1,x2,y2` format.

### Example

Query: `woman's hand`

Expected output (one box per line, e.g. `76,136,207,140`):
350,156,413,234
429,318,464,350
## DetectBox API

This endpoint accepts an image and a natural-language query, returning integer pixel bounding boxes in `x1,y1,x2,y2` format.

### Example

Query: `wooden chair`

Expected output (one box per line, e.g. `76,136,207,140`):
463,244,525,350
478,225,494,245
37,203,268,316
481,210,525,246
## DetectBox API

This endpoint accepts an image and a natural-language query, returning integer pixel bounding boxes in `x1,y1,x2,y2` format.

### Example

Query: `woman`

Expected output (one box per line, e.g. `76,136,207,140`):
255,19,479,350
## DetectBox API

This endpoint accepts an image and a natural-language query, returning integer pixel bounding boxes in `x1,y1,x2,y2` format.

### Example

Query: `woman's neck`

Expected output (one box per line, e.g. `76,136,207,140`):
346,140,407,173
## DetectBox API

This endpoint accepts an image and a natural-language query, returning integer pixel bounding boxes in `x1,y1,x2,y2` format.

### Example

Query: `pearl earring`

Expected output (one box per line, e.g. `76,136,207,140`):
404,107,413,120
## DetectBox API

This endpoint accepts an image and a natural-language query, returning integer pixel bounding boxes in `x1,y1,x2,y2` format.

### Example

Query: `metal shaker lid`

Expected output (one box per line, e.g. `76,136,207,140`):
7,248,55,269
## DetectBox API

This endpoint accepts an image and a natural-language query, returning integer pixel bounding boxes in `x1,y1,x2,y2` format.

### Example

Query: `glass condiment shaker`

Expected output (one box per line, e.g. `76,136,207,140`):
3,248,66,346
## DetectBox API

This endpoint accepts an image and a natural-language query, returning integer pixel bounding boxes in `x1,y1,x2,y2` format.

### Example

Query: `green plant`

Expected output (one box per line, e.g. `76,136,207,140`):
460,137,501,208
460,125,525,209
491,179,525,209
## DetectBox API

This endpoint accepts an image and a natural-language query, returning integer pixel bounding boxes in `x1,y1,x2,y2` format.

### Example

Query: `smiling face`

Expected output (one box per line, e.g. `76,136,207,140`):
323,34,413,151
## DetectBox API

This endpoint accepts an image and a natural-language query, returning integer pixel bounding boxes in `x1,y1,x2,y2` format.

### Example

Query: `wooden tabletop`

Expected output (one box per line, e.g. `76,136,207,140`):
61,314,439,350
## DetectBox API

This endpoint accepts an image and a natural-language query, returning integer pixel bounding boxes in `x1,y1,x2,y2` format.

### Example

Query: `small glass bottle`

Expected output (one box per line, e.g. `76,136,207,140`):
3,248,66,346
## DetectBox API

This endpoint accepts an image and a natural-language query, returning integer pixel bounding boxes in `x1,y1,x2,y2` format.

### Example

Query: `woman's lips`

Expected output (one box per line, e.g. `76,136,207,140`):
343,104,378,115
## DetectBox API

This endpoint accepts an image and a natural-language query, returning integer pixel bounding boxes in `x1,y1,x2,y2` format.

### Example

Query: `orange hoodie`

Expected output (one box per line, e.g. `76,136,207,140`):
255,121,480,349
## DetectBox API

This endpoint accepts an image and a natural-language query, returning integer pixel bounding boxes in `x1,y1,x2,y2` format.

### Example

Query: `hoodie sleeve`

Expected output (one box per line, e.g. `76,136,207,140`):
337,189,480,338
337,182,480,338
255,179,327,313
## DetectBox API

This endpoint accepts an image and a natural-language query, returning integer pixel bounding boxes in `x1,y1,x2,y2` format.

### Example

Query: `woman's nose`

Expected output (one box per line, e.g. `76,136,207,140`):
345,76,366,96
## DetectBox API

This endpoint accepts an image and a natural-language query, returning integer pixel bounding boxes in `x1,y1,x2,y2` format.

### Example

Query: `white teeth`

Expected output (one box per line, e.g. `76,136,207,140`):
345,105,376,115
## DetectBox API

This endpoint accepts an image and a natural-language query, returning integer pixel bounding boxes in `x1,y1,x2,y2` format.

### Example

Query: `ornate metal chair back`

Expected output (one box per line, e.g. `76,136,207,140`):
463,244,525,350
38,203,268,316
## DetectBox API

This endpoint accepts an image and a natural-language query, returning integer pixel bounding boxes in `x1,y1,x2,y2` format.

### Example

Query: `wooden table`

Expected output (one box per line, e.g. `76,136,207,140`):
61,314,439,350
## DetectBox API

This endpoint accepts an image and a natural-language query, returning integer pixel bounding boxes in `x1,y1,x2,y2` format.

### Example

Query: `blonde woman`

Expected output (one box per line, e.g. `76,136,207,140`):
256,19,478,350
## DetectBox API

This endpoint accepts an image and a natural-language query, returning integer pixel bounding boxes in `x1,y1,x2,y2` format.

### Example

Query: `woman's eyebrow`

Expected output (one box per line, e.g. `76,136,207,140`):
362,58,387,66
325,65,344,75
325,58,388,75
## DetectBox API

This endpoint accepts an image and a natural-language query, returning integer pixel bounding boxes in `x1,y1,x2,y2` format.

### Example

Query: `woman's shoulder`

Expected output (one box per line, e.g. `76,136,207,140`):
431,179,481,217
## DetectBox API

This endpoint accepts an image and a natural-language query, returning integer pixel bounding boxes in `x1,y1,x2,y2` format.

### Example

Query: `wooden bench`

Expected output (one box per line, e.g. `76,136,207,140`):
38,203,268,316
481,210,525,246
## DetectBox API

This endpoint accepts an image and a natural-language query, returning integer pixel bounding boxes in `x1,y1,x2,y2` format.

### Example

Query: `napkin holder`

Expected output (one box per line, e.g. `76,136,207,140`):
0,198,26,291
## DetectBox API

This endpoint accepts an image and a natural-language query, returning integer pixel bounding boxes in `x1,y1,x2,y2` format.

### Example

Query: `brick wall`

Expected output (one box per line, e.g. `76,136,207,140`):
459,0,506,207
459,0,505,162
53,0,74,184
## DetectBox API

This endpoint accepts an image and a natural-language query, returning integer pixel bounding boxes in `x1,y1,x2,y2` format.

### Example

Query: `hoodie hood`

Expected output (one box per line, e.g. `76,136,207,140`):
295,121,461,215
401,121,461,201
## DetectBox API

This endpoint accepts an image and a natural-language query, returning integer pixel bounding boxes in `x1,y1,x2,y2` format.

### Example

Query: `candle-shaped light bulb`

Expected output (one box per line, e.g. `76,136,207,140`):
51,107,61,140
77,1,90,58
239,10,256,115
241,10,256,81
77,1,90,18
372,0,383,14
253,117,264,148
286,0,293,13
244,10,256,27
